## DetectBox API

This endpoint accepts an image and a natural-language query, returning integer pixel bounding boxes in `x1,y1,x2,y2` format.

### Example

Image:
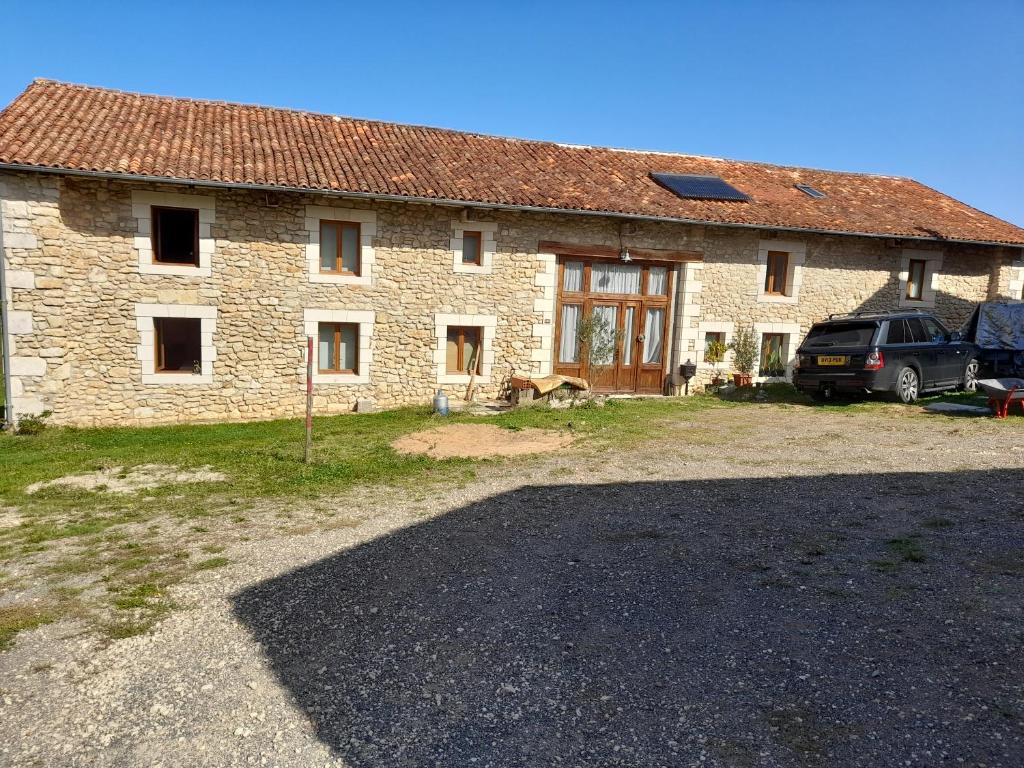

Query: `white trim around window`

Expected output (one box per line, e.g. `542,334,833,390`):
695,321,734,369
756,239,805,304
131,191,215,277
898,248,943,308
752,321,802,382
451,221,498,275
134,303,216,384
304,206,376,286
302,309,375,384
434,313,497,385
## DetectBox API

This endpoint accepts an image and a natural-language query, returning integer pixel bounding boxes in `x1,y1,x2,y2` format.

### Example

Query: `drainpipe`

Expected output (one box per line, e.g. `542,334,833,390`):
0,205,12,428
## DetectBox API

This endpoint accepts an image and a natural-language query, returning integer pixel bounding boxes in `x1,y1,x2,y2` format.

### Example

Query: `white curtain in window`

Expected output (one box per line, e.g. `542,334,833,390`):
648,266,667,295
643,308,664,364
559,304,581,363
318,324,335,369
591,262,641,294
622,306,635,366
563,261,584,292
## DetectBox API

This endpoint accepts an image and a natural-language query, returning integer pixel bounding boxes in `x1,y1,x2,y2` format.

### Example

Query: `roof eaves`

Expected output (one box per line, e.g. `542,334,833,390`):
2,161,1022,249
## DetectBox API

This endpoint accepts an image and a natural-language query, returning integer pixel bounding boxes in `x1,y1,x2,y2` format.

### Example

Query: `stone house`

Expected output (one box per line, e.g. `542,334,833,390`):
1,80,1022,426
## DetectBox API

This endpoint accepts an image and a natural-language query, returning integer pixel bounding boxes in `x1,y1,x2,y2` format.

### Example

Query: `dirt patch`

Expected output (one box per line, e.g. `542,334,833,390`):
392,423,573,459
0,508,21,529
26,464,227,495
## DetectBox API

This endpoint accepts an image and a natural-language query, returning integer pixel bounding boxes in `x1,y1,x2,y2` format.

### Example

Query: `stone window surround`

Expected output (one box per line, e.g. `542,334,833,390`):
752,321,802,382
434,313,497,385
1008,258,1024,300
451,221,497,275
756,239,805,304
135,304,217,384
302,309,375,384
530,252,558,375
695,321,734,369
898,248,943,308
131,191,215,277
305,206,376,286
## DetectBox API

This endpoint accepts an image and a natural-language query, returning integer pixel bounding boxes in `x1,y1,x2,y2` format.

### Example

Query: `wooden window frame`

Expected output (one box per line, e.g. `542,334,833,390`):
446,326,483,375
764,251,789,296
319,220,362,276
154,317,202,374
906,258,927,300
151,206,200,266
759,333,787,377
461,230,482,266
318,322,360,375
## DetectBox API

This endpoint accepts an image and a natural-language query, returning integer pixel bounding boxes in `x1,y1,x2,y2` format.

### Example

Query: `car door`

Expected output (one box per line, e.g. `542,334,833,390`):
921,317,960,386
906,317,941,388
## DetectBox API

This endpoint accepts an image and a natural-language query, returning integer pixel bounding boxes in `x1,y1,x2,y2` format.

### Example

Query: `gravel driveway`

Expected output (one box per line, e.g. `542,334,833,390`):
1,404,1022,767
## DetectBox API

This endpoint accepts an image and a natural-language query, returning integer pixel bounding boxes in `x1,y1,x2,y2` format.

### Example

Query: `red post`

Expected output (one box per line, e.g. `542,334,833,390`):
304,336,313,463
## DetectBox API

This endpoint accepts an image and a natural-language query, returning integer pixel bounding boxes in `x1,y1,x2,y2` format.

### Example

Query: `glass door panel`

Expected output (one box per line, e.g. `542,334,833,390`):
642,307,665,364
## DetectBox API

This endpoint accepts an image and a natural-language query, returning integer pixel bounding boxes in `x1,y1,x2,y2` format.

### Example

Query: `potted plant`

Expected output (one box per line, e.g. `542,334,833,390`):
728,325,757,387
705,337,728,387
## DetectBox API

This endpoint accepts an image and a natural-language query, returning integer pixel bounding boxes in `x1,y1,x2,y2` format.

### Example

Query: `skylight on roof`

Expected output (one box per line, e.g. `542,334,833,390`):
650,173,750,202
795,183,826,199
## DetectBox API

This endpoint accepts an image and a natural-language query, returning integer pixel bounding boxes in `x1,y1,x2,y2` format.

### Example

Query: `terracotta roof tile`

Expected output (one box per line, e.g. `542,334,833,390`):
1,79,1022,246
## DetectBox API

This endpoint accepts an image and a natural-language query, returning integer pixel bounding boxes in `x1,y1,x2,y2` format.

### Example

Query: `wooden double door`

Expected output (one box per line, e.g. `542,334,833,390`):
553,257,673,394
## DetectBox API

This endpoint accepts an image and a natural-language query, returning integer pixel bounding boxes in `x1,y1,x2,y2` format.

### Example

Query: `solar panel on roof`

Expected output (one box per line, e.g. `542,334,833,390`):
649,172,750,202
795,183,826,199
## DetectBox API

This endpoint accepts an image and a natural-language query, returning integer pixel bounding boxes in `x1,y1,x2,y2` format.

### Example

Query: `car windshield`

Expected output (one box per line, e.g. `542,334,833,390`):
804,322,877,348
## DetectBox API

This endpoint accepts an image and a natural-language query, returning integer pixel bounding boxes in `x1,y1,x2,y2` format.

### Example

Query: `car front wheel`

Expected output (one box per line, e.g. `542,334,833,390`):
961,358,979,392
895,367,920,404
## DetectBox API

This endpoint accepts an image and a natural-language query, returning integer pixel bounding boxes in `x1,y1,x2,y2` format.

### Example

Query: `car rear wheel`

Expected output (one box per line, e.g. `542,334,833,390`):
895,367,920,404
961,358,979,392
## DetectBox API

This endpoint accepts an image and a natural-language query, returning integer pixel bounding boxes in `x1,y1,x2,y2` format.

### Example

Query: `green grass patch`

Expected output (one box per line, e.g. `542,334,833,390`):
0,604,60,651
194,556,230,570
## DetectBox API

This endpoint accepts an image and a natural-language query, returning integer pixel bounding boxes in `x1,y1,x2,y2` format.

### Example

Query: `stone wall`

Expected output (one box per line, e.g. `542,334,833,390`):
1,170,1018,425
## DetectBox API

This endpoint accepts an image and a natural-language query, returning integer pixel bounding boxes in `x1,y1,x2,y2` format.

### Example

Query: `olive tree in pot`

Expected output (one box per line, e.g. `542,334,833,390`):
728,325,757,387
705,337,728,387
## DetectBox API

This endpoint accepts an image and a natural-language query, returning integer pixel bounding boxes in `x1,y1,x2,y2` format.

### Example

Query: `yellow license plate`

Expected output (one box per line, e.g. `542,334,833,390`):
817,355,847,366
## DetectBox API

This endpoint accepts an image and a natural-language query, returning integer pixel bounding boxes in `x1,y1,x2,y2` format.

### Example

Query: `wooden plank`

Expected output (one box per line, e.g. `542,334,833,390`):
538,240,703,263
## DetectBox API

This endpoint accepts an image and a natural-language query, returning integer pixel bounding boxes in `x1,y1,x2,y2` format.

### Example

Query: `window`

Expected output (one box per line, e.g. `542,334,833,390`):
154,318,202,373
759,333,786,377
906,317,929,343
558,305,582,363
647,266,668,295
704,331,727,364
461,231,482,266
320,221,361,275
805,322,877,348
317,322,359,374
563,261,584,292
152,207,199,265
764,251,789,295
446,326,482,375
922,317,947,343
906,259,927,300
591,262,641,294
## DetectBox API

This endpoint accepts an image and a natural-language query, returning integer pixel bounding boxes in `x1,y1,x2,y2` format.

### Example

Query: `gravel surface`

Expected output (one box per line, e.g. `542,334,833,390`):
1,404,1022,767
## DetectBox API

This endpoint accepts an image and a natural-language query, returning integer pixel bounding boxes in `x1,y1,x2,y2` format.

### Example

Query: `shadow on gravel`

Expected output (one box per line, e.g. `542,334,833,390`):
233,470,1024,767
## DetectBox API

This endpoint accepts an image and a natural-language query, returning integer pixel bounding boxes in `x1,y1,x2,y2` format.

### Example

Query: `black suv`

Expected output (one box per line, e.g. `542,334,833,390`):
792,310,979,403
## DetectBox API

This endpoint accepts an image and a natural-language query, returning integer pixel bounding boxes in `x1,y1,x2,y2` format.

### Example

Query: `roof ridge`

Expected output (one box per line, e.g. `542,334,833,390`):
25,79,910,182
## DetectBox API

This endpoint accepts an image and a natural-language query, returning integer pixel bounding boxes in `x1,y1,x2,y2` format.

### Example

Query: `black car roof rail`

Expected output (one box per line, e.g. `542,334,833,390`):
826,308,930,321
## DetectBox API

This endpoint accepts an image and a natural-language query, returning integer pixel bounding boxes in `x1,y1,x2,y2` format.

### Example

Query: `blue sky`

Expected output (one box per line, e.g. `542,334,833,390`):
1,1,1021,225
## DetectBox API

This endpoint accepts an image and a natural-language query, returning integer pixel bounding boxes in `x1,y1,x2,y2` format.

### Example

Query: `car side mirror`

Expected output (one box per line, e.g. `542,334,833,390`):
949,330,962,342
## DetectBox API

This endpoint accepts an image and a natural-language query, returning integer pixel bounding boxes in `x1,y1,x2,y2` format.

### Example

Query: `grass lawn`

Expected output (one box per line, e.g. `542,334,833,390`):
0,396,717,646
